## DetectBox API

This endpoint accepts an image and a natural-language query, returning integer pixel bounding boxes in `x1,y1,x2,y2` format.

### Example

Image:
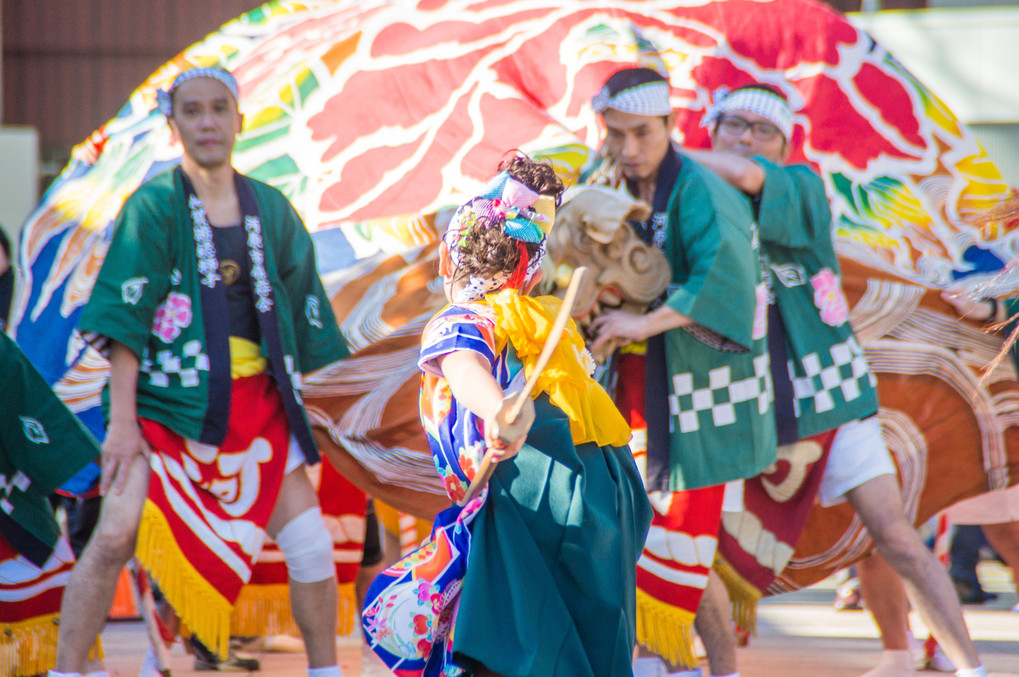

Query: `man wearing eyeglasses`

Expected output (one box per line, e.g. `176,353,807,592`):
685,83,987,677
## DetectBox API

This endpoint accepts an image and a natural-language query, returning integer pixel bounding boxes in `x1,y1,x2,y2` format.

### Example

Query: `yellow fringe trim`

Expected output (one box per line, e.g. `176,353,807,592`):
89,637,104,661
634,588,698,669
230,582,358,637
714,557,761,636
375,501,431,548
88,636,103,664
0,613,59,676
136,499,235,659
374,500,402,535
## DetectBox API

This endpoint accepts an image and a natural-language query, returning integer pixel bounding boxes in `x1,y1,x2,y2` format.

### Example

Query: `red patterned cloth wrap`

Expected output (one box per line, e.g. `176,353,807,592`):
716,430,836,632
638,486,725,668
616,352,725,668
0,531,74,676
232,460,367,637
615,352,649,477
137,373,289,659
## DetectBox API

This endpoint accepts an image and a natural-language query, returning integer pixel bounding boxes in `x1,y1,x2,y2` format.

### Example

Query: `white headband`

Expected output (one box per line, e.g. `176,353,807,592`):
704,87,794,141
592,80,672,117
156,67,239,117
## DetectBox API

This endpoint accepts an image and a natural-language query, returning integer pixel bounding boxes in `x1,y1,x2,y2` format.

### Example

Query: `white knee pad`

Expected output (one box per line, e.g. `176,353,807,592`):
274,507,335,583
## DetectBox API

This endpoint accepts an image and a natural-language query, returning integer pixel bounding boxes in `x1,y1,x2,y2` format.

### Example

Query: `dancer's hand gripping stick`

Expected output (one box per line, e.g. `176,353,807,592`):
458,267,587,506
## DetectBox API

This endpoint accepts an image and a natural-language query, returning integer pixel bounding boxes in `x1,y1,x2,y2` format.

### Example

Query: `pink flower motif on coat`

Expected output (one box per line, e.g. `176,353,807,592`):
152,292,193,343
810,269,849,327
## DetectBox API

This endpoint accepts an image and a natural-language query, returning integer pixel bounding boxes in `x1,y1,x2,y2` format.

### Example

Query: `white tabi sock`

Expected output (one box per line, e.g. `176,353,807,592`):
955,667,988,677
138,645,160,677
48,673,82,677
633,656,668,677
307,666,343,677
670,669,703,676
83,672,111,677
710,673,739,677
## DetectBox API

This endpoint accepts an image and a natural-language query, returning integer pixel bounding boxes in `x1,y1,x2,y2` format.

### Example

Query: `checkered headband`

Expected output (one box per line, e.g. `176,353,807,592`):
592,67,672,117
156,66,239,116
705,86,794,141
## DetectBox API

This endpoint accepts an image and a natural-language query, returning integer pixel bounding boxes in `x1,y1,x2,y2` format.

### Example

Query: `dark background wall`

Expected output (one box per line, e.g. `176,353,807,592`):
826,0,926,9
2,0,261,177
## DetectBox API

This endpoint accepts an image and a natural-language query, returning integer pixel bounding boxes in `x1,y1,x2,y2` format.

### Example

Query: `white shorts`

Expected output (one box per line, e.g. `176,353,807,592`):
817,416,896,507
285,435,304,474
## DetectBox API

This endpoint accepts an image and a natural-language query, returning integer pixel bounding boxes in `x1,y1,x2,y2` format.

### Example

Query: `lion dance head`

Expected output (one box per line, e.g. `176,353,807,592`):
544,185,670,362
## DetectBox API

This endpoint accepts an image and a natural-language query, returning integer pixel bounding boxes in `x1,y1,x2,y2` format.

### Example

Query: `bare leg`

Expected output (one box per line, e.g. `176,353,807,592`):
846,475,980,670
856,552,916,676
81,656,107,675
694,569,738,676
356,502,392,612
858,553,909,650
266,466,338,670
633,572,735,674
55,454,150,671
290,577,339,668
356,556,390,612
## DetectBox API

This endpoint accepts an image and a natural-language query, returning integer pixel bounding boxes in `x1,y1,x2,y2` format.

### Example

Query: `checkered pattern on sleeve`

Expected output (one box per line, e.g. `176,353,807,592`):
790,336,874,416
669,353,773,433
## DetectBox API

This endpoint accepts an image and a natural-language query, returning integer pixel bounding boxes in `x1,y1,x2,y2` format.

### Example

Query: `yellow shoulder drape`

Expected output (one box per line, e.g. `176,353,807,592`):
485,289,630,448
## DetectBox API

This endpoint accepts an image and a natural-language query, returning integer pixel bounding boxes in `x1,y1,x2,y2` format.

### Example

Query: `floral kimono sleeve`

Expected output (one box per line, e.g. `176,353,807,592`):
418,305,497,376
418,304,499,503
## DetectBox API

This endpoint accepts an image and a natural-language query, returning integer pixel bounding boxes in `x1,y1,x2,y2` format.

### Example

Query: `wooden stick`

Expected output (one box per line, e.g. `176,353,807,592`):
458,266,587,505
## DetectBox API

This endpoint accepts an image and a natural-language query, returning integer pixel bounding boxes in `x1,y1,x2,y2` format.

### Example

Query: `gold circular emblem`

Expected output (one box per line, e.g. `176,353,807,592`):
219,260,241,286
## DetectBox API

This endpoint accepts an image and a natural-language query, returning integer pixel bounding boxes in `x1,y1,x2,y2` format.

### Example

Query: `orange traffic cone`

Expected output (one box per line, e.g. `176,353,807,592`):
108,566,140,620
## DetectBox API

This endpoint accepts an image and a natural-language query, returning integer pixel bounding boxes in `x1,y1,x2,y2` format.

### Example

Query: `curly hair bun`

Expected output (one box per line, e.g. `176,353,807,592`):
498,154,565,202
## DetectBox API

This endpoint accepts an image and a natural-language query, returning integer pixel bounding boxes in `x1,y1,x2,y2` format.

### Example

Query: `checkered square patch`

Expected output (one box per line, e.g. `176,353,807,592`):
791,336,874,415
0,471,30,515
668,353,773,433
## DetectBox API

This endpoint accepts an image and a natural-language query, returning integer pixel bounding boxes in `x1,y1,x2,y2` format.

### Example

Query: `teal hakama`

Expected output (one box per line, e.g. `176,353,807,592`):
362,303,650,677
454,396,649,677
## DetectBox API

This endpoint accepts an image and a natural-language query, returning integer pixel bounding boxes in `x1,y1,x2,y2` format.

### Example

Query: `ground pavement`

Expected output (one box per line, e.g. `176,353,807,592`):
99,561,1018,676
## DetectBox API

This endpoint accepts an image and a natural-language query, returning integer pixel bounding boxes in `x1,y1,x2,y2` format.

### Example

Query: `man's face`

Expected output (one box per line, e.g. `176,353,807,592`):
601,108,674,183
711,108,790,164
167,77,242,170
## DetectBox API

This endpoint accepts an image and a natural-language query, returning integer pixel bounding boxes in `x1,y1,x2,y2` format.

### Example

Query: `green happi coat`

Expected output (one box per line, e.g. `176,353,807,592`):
79,167,348,454
756,159,878,438
1,332,100,566
660,158,777,490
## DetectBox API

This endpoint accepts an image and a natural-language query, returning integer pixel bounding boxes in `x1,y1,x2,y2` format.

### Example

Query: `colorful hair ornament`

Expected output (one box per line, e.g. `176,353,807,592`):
479,171,555,243
442,170,556,302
